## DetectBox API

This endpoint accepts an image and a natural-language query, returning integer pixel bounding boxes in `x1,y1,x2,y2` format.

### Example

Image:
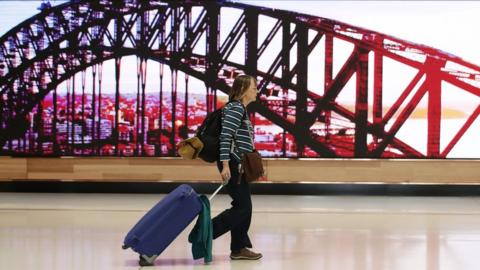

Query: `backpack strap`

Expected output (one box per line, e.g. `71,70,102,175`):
236,102,254,150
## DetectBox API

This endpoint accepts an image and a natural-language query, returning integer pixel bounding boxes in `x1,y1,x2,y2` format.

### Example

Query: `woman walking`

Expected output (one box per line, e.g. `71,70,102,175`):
212,74,263,260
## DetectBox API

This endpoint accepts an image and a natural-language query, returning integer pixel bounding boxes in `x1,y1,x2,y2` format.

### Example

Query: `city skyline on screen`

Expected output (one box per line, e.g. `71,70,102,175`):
1,1,479,158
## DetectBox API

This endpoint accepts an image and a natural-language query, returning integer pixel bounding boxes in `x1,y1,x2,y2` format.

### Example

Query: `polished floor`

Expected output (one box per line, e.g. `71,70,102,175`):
1,192,480,270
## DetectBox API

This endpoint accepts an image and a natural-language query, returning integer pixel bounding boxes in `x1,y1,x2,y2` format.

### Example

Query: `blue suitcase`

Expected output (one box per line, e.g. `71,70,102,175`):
122,184,222,266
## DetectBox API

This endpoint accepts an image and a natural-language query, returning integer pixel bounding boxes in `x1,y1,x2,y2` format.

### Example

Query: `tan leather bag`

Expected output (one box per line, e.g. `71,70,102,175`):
241,150,264,182
177,137,204,159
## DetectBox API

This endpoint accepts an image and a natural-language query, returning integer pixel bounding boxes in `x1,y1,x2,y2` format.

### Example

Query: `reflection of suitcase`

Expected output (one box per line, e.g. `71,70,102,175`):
122,184,223,266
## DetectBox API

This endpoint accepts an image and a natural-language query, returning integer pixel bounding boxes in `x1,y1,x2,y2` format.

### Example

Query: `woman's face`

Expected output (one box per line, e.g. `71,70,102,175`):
243,78,258,103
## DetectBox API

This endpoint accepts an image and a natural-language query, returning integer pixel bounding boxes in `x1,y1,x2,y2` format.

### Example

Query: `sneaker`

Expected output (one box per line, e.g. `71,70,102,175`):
230,248,263,260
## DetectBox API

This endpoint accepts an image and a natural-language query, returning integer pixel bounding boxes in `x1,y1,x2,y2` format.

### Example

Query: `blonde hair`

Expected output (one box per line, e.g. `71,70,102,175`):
229,75,256,101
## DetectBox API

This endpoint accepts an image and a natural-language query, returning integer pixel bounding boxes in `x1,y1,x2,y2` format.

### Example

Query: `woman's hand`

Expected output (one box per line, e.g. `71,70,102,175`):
220,161,230,185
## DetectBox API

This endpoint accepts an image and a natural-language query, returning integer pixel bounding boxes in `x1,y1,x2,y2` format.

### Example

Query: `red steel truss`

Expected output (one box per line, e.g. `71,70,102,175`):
0,0,479,157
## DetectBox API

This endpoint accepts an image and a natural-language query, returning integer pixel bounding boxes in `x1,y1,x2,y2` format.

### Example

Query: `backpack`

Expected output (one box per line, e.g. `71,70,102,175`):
195,106,225,162
176,101,245,163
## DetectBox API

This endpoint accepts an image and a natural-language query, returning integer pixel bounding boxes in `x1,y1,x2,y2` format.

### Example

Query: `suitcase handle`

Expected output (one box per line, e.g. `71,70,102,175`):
209,184,224,201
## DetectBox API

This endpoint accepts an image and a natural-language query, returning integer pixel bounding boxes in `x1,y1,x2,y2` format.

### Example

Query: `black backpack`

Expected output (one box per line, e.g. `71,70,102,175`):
196,101,245,163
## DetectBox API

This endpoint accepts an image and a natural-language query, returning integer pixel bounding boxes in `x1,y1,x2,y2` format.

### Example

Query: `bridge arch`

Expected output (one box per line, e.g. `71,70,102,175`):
1,0,479,157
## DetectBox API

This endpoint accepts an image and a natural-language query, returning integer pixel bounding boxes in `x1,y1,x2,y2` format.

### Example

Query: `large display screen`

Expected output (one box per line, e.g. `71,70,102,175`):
1,1,479,158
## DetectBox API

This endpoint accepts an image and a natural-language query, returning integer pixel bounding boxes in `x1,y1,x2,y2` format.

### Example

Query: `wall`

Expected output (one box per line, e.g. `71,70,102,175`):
1,157,479,184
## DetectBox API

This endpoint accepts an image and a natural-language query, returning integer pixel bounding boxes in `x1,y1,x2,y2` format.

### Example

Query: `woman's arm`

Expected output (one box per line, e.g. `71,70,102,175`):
219,103,244,161
219,102,245,183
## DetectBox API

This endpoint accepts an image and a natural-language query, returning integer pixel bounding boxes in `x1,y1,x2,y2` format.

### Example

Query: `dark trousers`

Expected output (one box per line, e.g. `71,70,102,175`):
212,158,253,251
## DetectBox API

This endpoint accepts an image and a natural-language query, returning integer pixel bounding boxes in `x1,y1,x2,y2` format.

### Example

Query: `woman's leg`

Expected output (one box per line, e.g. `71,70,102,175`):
229,175,252,251
212,159,253,251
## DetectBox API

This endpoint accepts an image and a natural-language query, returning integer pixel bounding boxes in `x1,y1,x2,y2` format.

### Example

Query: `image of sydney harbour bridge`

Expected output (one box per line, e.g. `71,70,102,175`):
1,0,480,158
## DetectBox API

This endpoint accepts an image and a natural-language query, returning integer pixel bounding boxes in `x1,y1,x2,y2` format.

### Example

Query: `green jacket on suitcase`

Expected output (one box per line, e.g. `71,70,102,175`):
188,195,213,263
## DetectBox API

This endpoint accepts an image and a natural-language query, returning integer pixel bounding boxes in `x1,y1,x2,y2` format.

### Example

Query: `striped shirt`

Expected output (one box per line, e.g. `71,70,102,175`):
219,100,254,162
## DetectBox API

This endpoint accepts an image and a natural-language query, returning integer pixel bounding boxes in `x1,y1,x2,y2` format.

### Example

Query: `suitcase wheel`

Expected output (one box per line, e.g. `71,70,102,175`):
139,254,158,267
